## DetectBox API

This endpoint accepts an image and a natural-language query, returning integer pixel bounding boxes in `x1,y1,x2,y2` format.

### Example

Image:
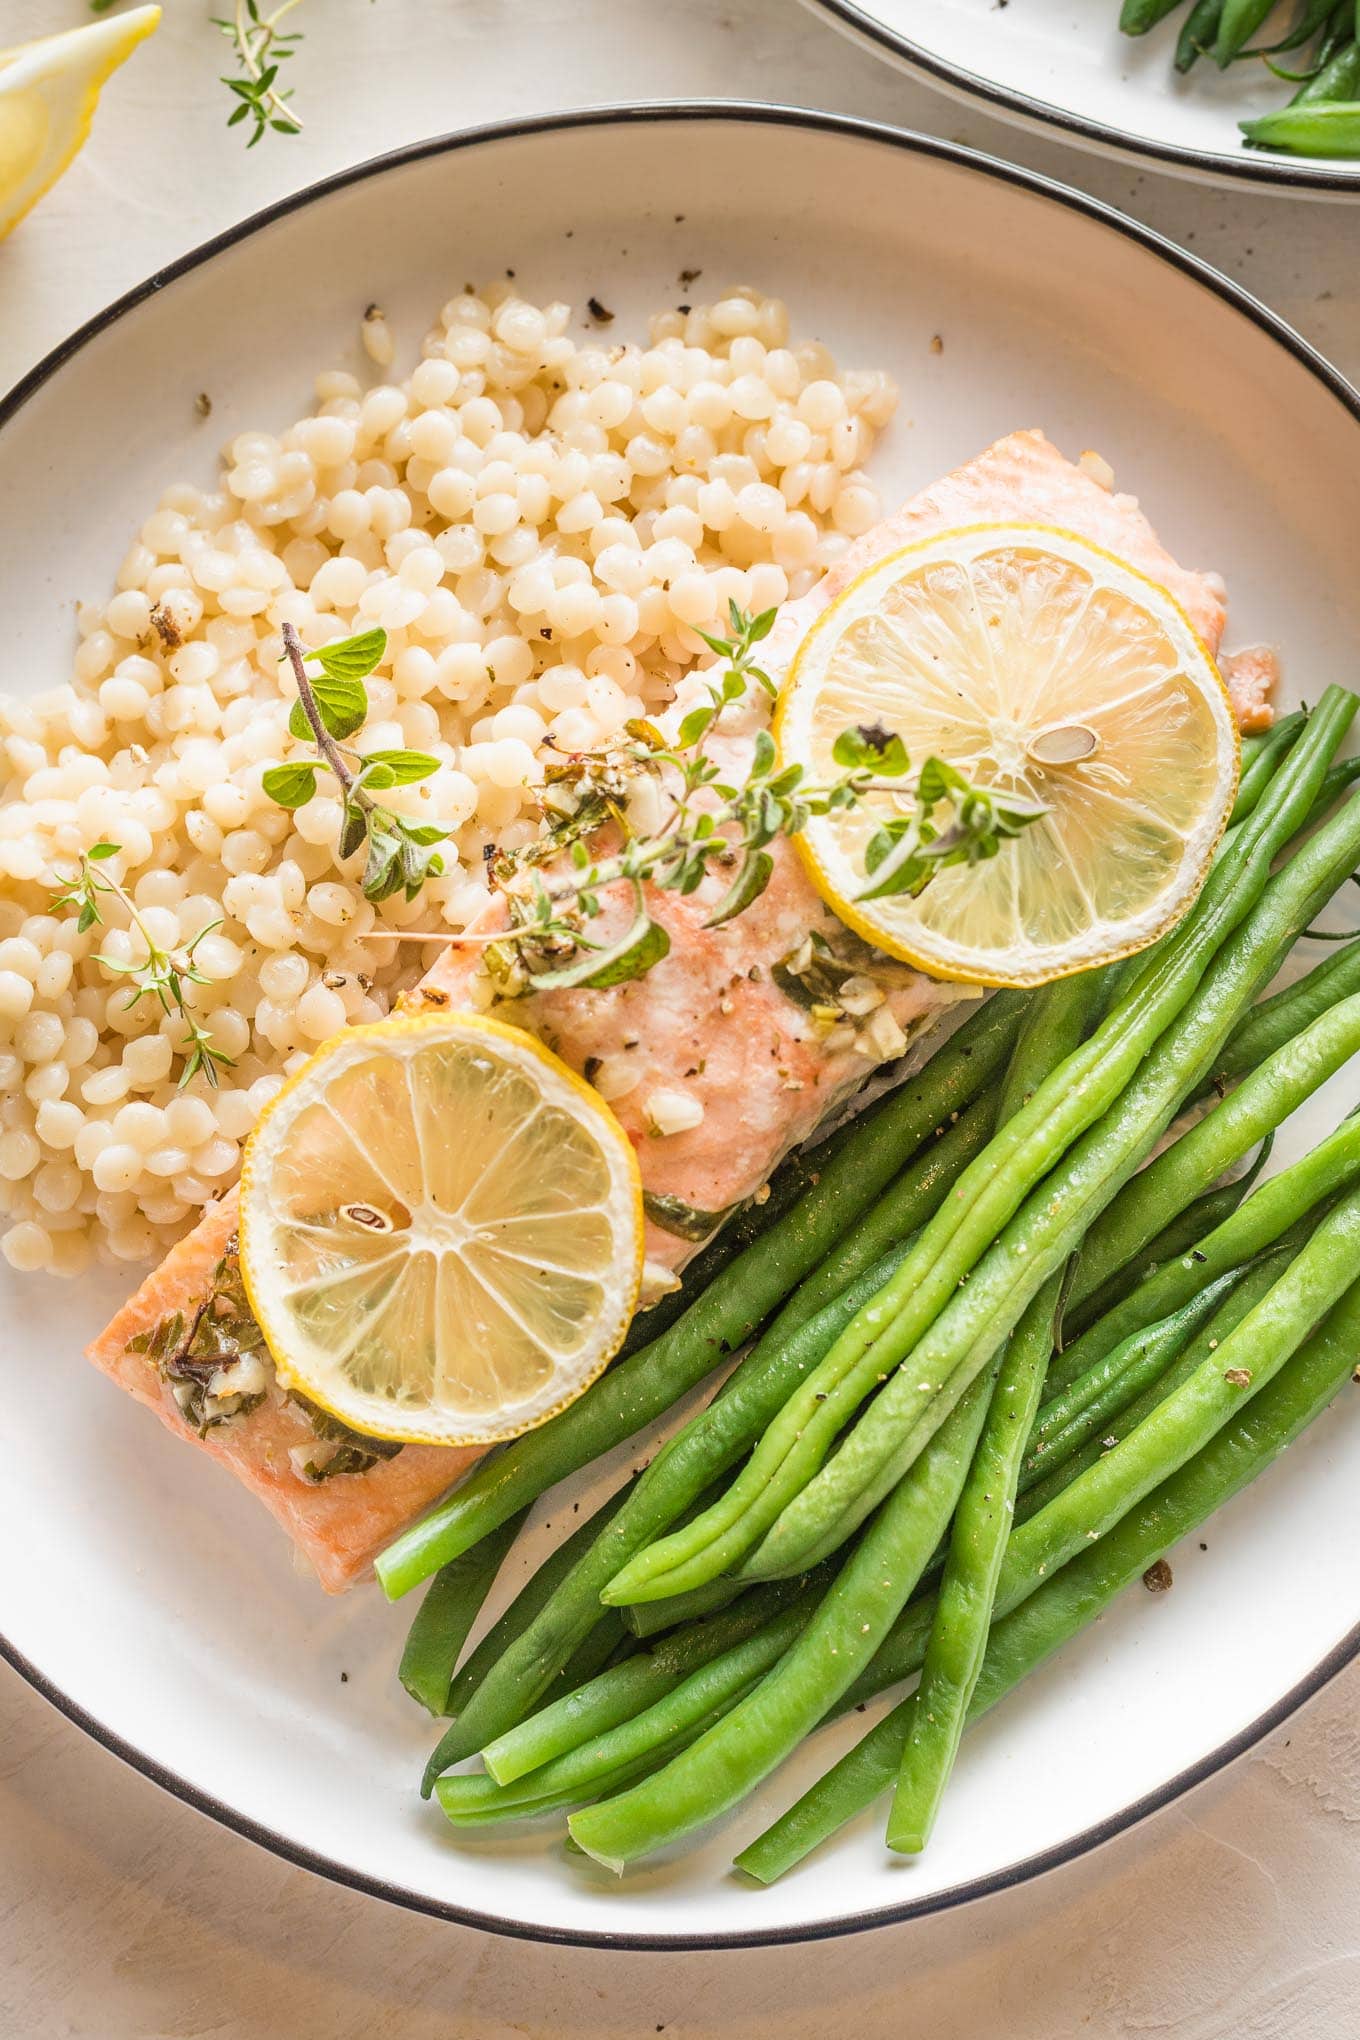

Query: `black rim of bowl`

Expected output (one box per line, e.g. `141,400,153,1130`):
2,101,1358,1953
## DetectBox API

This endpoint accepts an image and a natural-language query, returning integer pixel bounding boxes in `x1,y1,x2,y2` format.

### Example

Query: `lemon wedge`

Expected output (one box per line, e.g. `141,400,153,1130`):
777,522,1238,987
238,1014,644,1447
0,5,159,241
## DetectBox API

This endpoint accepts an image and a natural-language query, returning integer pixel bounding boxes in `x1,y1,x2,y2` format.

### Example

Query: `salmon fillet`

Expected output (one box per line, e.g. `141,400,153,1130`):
86,430,1270,1591
85,1188,483,1593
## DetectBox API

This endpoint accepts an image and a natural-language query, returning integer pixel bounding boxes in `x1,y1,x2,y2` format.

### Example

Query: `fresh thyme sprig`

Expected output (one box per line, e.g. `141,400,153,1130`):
90,0,307,147
50,845,234,1089
213,0,305,146
478,603,1046,996
268,624,448,904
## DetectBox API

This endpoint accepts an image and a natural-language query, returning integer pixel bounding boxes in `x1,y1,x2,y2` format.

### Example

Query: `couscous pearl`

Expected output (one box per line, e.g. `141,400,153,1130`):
166,1094,217,1148
0,1130,41,1180
0,971,35,1020
2,1222,53,1272
35,1100,84,1149
296,983,347,1040
91,1144,142,1193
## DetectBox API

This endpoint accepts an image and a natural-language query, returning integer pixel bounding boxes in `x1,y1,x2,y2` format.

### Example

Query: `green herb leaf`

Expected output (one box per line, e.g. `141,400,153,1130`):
528,885,671,991
338,798,368,862
262,761,320,809
86,841,120,861
705,847,774,929
832,723,911,775
288,669,367,743
677,704,717,747
360,749,440,785
311,627,387,684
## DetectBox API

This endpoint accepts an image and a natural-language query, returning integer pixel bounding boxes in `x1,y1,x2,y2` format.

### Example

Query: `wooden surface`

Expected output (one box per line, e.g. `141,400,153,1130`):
3,3,1358,2032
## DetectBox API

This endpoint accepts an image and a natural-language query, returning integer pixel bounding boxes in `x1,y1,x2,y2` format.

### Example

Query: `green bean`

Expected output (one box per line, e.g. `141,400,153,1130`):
1289,34,1360,98
438,1591,823,1827
622,1578,746,1636
1252,0,1339,53
998,1181,1360,1601
1229,709,1304,821
398,1507,530,1716
566,1370,998,1871
376,991,1026,1600
1217,0,1279,62
1071,989,1360,1311
735,1270,1360,1883
1242,101,1360,151
597,1109,992,1613
1018,1244,1296,1517
773,1090,999,1335
1045,1109,1360,1399
422,1478,637,1790
1066,1150,1267,1335
1121,0,1190,29
1209,938,1360,1094
425,1246,917,1775
883,974,1104,1854
748,720,1360,1579
612,1135,836,1357
482,1574,818,1785
1021,1271,1243,1493
843,1258,1293,1711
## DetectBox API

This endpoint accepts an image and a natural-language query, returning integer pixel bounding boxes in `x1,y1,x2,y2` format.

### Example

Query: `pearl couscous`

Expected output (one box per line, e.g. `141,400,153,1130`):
0,284,896,1276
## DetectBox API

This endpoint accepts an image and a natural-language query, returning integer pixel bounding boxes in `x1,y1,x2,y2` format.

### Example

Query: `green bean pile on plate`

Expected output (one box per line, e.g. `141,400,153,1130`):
377,692,1360,1880
1121,0,1360,158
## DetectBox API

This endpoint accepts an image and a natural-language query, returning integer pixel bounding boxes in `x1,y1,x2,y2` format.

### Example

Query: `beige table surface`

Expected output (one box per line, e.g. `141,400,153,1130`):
2,4,1358,2035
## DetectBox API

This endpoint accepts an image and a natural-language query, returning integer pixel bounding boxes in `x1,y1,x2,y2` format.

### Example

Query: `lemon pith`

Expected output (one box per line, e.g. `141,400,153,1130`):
237,1013,645,1448
0,6,160,241
776,522,1239,988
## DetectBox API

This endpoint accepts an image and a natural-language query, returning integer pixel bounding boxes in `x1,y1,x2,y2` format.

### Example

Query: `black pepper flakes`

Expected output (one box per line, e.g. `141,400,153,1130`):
1142,1559,1173,1593
587,296,615,324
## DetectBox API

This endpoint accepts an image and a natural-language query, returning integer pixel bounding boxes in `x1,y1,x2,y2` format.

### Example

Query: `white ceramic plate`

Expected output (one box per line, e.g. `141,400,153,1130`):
801,0,1360,194
3,107,1359,1950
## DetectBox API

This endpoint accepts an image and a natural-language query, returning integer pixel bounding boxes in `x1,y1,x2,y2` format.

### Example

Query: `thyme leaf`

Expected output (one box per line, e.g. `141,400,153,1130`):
50,846,233,1088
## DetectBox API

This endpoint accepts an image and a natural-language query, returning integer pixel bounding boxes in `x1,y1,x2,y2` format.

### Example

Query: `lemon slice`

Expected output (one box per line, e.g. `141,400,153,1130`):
237,1014,644,1447
0,5,159,241
777,522,1238,987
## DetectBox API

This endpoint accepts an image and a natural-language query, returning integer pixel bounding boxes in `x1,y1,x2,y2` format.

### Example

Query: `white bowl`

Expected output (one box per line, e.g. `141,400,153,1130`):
2,106,1358,1949
801,1,1360,194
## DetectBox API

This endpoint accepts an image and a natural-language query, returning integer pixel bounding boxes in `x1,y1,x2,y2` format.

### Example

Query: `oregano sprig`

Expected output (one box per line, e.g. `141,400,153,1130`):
268,623,448,904
50,845,234,1089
